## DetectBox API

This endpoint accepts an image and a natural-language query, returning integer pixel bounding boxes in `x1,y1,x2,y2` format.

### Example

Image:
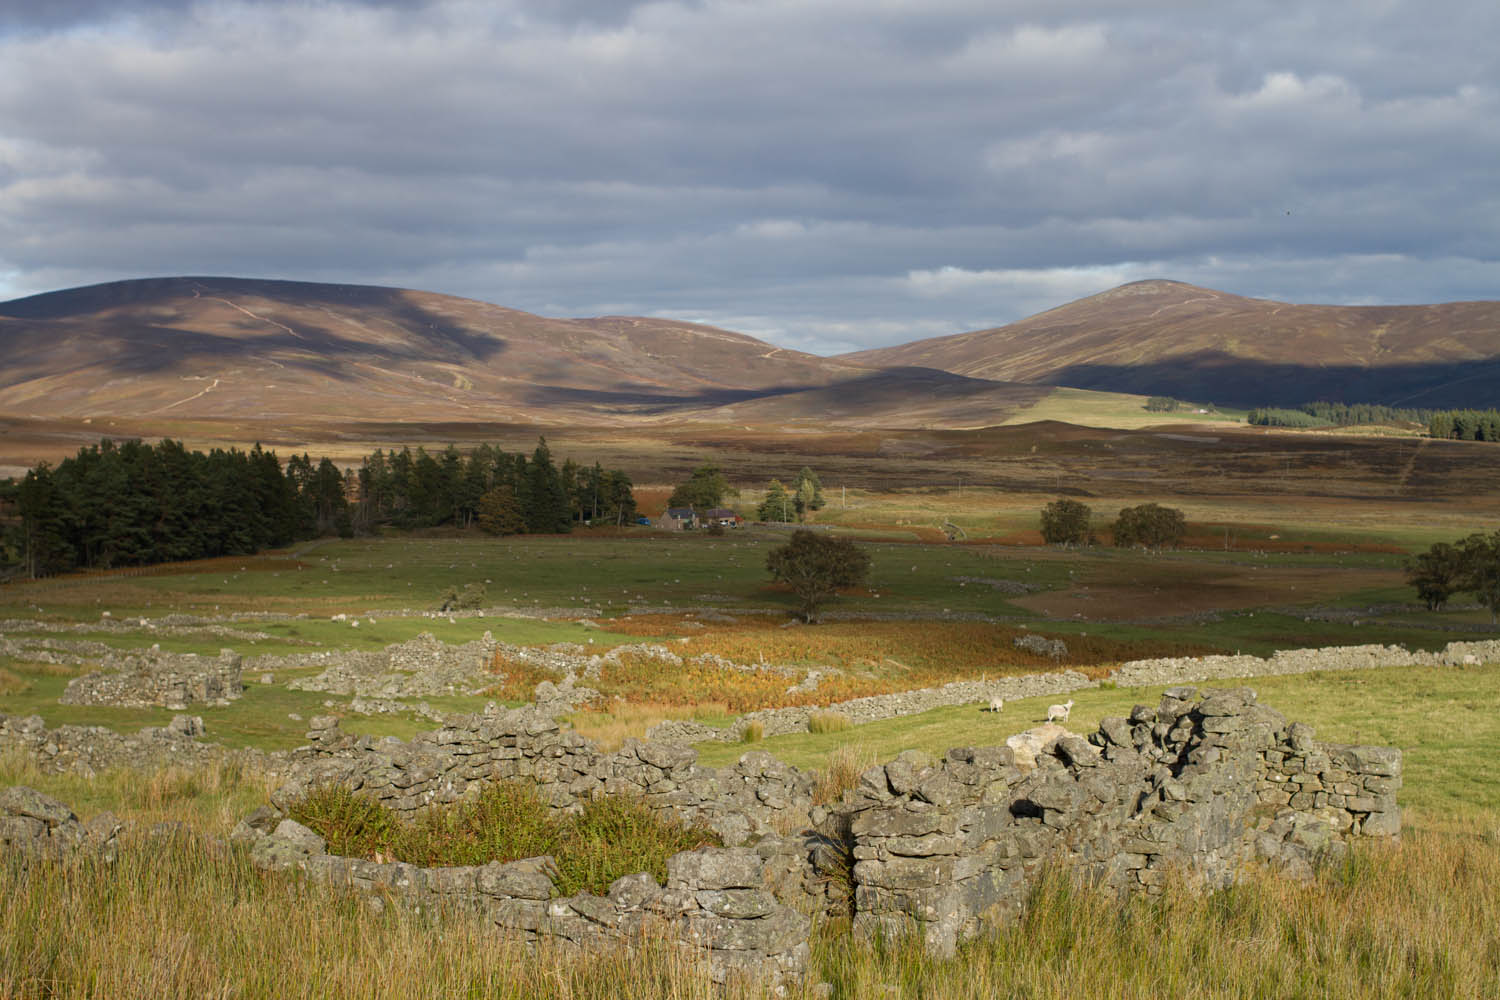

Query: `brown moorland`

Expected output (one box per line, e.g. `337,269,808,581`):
842,278,1500,407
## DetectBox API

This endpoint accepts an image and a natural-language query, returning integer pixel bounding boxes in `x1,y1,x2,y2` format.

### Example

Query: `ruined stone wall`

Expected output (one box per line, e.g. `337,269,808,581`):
282,632,500,697
60,649,243,709
0,785,121,864
0,711,275,777
840,686,1401,955
277,706,813,848
1112,640,1500,687
240,813,808,993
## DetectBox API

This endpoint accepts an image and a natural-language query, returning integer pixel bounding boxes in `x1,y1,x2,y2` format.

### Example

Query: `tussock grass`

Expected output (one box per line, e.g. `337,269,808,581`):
0,751,276,834
0,834,746,1000
741,720,765,743
812,743,876,806
807,711,852,735
289,783,719,896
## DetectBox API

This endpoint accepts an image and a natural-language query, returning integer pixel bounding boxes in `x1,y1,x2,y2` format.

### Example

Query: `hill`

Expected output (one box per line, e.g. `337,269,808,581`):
841,280,1500,408
0,276,872,426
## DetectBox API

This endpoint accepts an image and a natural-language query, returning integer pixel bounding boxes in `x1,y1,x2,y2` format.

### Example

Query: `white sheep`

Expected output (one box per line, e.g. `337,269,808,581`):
1046,699,1074,723
988,696,1004,713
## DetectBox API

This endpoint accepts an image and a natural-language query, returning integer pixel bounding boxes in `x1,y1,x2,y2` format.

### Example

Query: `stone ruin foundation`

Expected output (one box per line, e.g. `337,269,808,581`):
60,648,243,710
231,684,1401,992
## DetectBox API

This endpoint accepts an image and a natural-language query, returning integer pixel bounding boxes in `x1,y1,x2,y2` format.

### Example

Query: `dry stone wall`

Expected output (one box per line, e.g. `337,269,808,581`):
276,706,814,848
1111,640,1500,688
61,649,243,709
283,632,500,697
0,711,275,777
839,685,1400,955
251,684,1401,987
240,820,809,993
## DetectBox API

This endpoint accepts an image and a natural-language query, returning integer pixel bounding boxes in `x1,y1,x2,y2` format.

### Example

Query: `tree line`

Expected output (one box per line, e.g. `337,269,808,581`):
1247,401,1435,428
1427,410,1500,442
1245,401,1500,441
1,437,635,578
355,439,635,535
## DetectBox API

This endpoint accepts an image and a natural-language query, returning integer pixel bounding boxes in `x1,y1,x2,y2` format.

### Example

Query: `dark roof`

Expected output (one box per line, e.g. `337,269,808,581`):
703,508,740,518
664,507,696,518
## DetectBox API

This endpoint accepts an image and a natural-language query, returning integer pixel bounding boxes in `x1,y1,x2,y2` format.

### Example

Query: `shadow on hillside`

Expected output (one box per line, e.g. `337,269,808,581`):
0,276,509,372
1043,353,1500,409
517,367,1039,416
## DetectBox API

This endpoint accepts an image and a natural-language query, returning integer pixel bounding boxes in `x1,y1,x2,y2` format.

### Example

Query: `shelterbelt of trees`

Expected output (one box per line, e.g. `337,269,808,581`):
1246,401,1500,440
0,437,636,578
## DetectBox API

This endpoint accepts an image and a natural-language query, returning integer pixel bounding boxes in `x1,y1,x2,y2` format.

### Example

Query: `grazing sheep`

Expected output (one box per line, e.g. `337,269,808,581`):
1046,699,1074,723
988,696,1004,713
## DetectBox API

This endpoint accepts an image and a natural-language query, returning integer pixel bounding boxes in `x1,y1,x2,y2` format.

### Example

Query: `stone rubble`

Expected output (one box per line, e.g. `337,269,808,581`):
60,649,244,709
0,785,122,864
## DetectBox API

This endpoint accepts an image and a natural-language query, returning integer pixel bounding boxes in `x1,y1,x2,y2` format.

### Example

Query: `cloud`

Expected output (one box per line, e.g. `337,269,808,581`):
0,0,1496,353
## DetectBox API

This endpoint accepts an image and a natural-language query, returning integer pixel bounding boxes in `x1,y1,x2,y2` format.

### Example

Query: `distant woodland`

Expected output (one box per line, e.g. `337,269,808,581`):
0,438,635,578
1247,402,1500,440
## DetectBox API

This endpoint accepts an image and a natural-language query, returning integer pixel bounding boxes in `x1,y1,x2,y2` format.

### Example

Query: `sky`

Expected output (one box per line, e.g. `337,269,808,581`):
0,0,1496,355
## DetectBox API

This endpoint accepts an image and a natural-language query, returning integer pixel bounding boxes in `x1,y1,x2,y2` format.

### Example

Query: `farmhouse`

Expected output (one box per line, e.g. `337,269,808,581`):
658,507,697,530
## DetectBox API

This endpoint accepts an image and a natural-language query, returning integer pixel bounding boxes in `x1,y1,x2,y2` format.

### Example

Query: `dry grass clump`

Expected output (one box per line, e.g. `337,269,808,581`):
741,720,765,743
807,711,852,735
812,743,877,806
288,782,720,897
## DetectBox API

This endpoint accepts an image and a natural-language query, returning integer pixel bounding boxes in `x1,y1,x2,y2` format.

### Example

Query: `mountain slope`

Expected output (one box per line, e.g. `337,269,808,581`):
0,277,866,425
841,280,1500,407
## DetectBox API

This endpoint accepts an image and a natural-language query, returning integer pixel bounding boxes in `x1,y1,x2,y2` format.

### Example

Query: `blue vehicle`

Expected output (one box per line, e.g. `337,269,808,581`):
635,516,653,526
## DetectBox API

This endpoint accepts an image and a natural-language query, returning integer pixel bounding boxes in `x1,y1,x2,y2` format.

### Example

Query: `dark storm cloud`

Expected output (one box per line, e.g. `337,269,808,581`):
0,0,1495,352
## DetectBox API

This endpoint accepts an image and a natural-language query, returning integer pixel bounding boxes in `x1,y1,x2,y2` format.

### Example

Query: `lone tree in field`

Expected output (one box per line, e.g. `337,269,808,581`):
1112,502,1187,551
1406,541,1466,611
1039,499,1092,547
766,529,870,623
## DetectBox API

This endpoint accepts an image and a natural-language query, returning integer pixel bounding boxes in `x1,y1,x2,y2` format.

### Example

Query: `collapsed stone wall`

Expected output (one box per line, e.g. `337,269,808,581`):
278,707,813,848
59,649,244,709
241,818,809,992
0,711,278,778
0,785,122,864
840,686,1400,955
283,632,500,697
